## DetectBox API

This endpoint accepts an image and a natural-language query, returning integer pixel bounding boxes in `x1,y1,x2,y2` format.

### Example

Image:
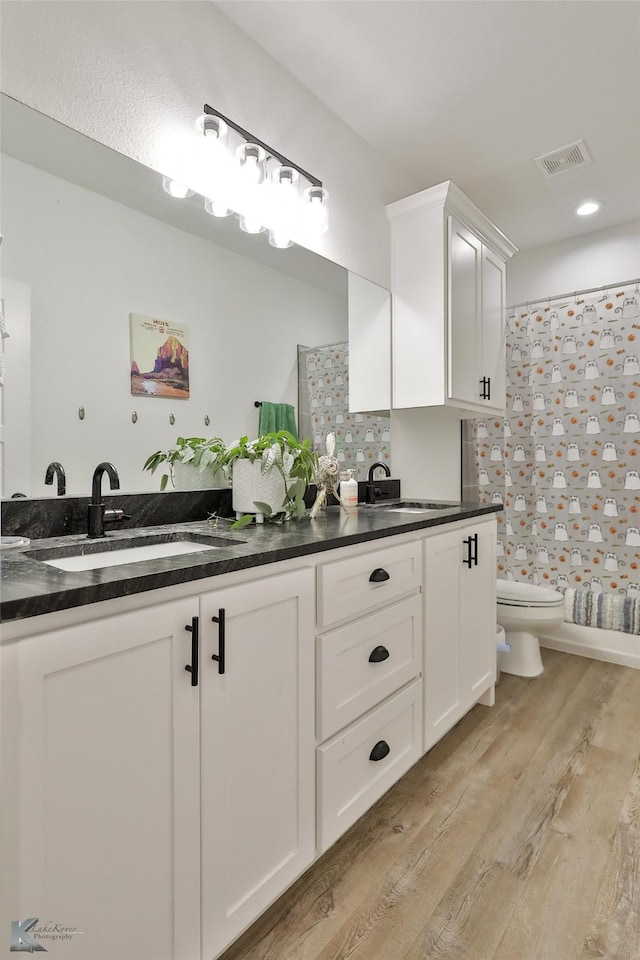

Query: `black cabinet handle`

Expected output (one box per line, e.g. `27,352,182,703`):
486,377,491,400
184,617,199,686
462,533,479,568
369,568,390,583
463,537,471,567
369,740,391,762
479,376,491,401
368,645,390,663
211,608,226,674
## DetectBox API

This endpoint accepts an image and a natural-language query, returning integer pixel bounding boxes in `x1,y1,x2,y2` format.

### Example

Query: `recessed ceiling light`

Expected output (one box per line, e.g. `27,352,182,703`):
575,200,601,217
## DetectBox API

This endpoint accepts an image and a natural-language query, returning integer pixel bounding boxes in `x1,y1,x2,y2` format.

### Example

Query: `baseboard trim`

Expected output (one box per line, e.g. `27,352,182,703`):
541,622,640,669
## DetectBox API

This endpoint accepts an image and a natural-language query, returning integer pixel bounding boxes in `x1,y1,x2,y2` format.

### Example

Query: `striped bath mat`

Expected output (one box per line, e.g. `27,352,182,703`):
563,588,640,635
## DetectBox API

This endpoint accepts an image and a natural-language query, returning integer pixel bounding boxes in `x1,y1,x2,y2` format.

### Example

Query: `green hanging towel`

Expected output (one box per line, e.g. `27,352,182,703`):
258,402,298,439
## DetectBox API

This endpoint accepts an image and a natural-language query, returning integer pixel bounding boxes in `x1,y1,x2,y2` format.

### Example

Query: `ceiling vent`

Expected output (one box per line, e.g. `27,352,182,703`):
534,140,592,178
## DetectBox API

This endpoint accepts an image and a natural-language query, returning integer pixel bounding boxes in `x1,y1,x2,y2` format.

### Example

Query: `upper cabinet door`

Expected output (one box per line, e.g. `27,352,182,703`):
448,216,482,407
481,245,507,411
1,599,202,960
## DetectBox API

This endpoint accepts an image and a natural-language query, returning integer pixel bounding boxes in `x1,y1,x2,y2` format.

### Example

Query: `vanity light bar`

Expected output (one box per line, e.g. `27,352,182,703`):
203,103,323,188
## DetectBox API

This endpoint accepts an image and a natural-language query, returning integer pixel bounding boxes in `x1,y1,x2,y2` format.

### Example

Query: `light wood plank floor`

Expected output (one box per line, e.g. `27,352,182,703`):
220,650,640,960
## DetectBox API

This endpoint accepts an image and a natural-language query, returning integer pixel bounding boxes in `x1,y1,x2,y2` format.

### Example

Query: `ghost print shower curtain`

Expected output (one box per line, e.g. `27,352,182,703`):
474,282,640,612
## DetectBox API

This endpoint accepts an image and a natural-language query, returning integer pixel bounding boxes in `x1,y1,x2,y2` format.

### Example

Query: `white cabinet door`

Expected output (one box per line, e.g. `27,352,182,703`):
423,526,465,750
448,216,482,407
423,520,496,752
481,245,507,412
199,568,315,960
0,599,201,960
461,521,497,703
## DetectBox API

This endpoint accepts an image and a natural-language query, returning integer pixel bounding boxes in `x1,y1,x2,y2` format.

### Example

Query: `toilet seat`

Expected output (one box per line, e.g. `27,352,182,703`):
497,579,563,608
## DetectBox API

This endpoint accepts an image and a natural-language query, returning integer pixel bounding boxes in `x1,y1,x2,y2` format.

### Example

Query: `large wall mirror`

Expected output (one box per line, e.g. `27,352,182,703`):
0,94,391,497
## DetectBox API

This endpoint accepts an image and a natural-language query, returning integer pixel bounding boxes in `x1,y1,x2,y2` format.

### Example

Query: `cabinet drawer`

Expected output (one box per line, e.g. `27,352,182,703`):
317,539,421,628
317,679,423,851
317,594,422,741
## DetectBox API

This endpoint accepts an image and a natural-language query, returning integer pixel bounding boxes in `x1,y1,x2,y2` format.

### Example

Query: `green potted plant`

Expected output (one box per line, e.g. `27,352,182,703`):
225,430,318,525
143,436,227,492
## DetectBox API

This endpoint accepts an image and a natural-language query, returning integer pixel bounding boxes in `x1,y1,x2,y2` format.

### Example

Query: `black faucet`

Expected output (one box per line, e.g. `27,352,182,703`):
366,461,391,504
45,461,66,496
87,462,121,538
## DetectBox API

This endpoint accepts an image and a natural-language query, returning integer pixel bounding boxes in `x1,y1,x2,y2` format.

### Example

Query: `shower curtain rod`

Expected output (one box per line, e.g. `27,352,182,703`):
507,276,640,312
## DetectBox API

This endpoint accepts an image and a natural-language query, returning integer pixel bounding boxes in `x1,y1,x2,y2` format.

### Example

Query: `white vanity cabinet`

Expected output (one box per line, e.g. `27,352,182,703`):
0,598,202,960
198,568,315,960
315,539,423,851
387,180,516,416
1,516,499,960
422,517,497,752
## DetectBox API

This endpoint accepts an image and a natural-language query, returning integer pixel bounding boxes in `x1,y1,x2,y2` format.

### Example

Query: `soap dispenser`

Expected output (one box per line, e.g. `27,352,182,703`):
339,469,358,512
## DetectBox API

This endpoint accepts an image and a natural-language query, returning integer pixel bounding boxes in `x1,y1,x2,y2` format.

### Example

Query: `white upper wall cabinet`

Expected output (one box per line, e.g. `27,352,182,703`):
387,181,517,416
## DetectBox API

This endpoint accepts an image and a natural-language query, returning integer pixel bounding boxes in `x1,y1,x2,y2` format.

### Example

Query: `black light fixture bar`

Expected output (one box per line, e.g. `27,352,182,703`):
203,103,322,188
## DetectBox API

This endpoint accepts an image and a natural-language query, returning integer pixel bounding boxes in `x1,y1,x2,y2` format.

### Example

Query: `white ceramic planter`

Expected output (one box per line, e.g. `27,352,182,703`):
232,459,287,522
173,462,228,491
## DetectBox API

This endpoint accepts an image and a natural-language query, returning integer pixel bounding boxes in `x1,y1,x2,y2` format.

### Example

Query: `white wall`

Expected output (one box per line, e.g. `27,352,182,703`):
390,407,462,501
1,155,347,496
0,0,402,288
507,219,640,305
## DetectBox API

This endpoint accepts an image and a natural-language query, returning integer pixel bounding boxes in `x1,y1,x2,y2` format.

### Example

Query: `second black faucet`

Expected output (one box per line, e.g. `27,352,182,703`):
365,461,392,504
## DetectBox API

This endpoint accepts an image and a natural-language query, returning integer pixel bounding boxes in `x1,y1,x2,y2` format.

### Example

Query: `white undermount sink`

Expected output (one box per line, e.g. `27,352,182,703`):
363,500,455,514
26,532,245,572
390,508,443,514
44,541,218,571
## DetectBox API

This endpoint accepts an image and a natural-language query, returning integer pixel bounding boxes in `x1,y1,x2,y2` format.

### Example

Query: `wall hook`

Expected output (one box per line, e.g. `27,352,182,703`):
78,406,85,421
131,411,138,424
169,413,175,426
204,414,210,426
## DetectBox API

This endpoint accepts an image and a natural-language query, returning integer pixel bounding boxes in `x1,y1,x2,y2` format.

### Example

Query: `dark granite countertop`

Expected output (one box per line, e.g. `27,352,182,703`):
0,501,499,624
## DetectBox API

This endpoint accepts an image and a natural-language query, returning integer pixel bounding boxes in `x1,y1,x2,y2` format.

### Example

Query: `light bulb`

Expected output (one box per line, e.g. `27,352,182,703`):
268,166,299,245
205,198,231,218
236,143,266,185
197,114,228,144
303,186,329,234
272,165,299,191
162,177,195,199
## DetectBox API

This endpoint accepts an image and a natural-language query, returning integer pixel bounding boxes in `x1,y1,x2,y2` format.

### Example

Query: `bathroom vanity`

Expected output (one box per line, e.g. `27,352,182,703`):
1,503,497,960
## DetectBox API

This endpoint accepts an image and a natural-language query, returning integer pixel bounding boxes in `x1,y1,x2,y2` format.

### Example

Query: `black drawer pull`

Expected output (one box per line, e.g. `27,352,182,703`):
369,645,390,663
211,608,226,674
462,533,478,568
369,567,390,583
369,740,391,762
184,617,199,686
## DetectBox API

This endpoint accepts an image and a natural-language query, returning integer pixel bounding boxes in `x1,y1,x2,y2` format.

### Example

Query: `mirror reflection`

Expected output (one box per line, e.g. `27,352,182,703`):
0,94,390,498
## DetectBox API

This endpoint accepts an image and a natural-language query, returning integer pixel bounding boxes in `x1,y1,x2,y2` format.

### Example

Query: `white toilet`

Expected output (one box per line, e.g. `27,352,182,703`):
496,579,564,677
